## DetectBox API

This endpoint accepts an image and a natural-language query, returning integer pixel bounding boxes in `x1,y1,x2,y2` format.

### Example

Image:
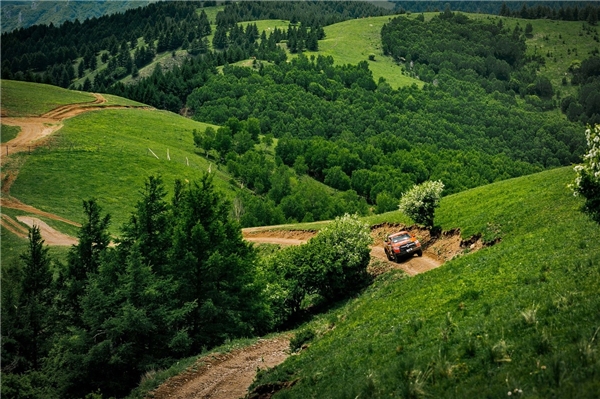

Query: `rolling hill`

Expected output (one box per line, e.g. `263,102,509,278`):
0,80,226,235
247,166,600,398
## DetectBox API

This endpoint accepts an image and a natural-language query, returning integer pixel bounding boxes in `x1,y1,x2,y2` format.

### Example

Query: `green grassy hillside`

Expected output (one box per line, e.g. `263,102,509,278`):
302,16,423,89
9,108,225,232
252,166,600,398
466,14,600,98
1,80,96,116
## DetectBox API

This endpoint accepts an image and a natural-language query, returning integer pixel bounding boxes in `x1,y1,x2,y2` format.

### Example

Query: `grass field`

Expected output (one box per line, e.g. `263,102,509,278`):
1,124,20,143
1,80,95,116
301,16,423,89
251,166,600,397
8,108,229,233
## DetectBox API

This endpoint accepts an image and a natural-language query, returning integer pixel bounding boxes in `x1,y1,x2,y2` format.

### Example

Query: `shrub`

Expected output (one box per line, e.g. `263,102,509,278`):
302,213,373,300
398,180,444,228
265,214,372,324
571,124,600,223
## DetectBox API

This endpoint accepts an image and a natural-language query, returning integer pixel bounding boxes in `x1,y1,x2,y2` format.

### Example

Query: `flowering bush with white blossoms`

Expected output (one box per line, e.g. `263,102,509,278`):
571,124,600,223
399,180,445,228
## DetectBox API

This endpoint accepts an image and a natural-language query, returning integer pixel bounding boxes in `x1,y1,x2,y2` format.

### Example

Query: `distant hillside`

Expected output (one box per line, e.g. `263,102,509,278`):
0,0,150,34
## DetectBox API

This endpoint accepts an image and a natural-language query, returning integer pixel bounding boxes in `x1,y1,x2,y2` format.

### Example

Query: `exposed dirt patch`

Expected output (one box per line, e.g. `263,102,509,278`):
0,197,81,227
243,229,316,246
367,223,489,275
148,337,290,399
1,214,29,238
16,216,78,246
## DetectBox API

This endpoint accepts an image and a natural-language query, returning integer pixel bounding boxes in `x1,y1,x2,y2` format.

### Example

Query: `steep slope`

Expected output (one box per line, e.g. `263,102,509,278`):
250,166,600,398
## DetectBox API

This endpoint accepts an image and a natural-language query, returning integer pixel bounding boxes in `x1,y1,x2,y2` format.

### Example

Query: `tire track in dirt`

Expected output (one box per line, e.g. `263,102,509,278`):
149,336,290,399
1,214,29,238
0,197,81,227
16,216,78,246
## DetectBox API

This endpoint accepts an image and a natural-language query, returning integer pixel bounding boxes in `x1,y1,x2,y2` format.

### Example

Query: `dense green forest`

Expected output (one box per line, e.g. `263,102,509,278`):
392,1,600,21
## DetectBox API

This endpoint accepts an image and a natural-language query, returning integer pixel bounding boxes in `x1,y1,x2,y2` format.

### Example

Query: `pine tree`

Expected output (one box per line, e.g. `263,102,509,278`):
60,199,111,326
121,175,171,274
18,226,54,370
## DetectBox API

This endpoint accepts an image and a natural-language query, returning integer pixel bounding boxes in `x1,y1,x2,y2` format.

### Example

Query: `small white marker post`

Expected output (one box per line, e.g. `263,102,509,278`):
148,148,159,159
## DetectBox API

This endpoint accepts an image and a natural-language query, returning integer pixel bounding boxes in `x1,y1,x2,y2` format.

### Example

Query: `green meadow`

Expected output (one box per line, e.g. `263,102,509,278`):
302,16,423,89
0,80,95,116
8,107,226,233
453,13,598,98
251,166,600,398
1,124,20,143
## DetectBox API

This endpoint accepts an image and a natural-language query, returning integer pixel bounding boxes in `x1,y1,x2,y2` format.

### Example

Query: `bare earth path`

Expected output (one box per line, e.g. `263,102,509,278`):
1,93,151,243
149,337,290,399
16,216,78,246
242,226,447,276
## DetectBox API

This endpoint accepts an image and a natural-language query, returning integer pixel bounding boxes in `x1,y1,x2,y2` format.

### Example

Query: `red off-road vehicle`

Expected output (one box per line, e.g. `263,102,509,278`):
383,231,423,262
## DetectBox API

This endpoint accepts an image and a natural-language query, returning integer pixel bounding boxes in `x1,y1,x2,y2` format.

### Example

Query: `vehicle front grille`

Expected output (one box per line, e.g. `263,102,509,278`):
399,242,416,253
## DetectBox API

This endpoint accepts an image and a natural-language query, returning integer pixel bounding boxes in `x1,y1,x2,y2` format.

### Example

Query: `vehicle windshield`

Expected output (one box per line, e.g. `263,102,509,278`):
392,234,411,243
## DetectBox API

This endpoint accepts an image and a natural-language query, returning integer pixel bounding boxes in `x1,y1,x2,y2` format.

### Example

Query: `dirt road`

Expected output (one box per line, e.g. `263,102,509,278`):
15,216,78,246
241,224,454,276
1,93,107,160
149,337,290,399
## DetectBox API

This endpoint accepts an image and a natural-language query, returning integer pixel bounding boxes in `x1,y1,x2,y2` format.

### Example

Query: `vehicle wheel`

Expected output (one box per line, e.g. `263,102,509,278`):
385,250,393,261
417,249,423,257
395,255,403,263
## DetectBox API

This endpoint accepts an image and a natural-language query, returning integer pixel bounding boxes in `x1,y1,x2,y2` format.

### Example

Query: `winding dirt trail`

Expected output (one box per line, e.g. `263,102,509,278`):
241,225,450,277
1,93,151,244
1,93,107,161
15,216,78,246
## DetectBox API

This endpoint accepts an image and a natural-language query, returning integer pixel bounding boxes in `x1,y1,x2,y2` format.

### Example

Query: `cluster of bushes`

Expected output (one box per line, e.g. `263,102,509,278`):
258,214,372,326
561,56,600,126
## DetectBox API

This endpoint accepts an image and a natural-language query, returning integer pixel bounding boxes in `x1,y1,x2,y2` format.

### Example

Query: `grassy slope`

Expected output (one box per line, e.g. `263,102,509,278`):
254,166,600,398
9,108,226,233
1,80,96,116
1,124,20,143
302,16,423,89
